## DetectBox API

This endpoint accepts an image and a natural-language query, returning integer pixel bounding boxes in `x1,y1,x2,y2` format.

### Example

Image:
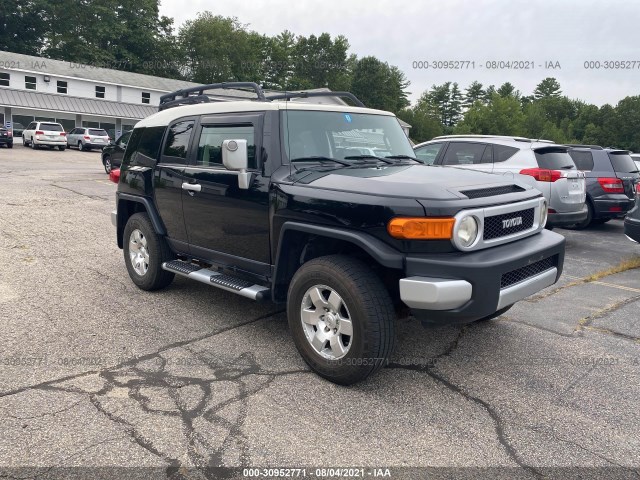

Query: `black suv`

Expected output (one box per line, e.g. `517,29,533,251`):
111,83,566,385
568,146,639,228
0,127,13,148
101,130,132,173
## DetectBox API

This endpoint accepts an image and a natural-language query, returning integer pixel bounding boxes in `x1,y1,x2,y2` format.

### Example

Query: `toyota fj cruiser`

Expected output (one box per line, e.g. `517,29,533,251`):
111,83,566,385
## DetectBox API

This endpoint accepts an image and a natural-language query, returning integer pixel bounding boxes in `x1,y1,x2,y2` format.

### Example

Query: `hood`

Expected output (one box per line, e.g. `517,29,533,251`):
291,164,534,201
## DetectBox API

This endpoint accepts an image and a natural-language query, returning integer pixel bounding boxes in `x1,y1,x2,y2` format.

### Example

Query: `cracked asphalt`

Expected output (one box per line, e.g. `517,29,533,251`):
1,141,639,479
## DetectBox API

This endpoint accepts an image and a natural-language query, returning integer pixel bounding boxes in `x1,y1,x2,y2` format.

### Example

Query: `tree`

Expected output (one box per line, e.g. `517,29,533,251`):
0,0,48,55
533,77,562,99
350,56,410,112
455,95,525,136
613,96,640,151
463,81,484,109
497,82,519,98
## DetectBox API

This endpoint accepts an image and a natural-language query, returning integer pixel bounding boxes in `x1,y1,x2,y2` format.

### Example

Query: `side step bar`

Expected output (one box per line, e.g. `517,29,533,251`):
162,260,270,301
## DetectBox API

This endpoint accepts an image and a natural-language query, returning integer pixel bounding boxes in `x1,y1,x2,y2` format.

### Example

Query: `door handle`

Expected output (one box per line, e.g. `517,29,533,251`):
181,182,202,192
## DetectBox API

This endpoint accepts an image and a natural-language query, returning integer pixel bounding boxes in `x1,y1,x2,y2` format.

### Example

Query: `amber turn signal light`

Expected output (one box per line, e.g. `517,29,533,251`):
387,217,455,240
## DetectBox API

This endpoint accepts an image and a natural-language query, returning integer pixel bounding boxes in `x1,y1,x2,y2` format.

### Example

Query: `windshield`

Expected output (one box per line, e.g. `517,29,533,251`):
282,110,414,165
608,152,638,173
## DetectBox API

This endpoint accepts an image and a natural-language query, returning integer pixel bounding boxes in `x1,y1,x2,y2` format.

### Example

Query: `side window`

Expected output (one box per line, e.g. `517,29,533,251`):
27,122,36,130
196,124,256,169
442,142,489,165
122,128,144,165
414,142,444,165
118,131,132,147
569,150,595,171
161,120,194,163
493,145,519,162
130,126,164,165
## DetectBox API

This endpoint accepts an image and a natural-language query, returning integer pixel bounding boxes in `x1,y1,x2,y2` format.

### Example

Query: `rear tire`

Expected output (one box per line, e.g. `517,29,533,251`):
123,213,175,291
58,146,66,151
287,255,395,385
7,143,12,149
30,140,37,149
103,155,112,174
78,141,84,151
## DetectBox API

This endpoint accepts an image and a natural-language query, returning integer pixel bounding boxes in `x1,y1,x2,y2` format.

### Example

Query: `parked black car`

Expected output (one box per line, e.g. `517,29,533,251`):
624,190,640,243
111,83,566,385
101,130,132,173
0,127,13,148
567,146,639,228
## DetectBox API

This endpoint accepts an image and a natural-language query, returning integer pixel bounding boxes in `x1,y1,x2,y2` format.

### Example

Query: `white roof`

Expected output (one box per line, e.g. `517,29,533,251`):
137,101,395,128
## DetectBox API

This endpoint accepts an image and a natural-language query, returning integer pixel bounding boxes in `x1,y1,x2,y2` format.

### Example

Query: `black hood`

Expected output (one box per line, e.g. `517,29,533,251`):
292,164,535,201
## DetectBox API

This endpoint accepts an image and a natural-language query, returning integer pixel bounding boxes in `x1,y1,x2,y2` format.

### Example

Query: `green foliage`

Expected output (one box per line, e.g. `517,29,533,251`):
533,77,562,99
455,94,525,137
350,56,410,112
0,0,48,55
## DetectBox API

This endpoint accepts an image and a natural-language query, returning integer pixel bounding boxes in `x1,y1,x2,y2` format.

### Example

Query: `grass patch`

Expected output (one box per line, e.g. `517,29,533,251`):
585,256,640,282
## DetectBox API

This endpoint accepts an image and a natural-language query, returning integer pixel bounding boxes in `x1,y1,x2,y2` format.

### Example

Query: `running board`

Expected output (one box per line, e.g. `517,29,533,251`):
162,260,270,301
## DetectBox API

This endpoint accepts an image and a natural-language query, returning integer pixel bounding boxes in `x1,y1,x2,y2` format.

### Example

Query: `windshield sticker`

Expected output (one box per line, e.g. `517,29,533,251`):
344,114,352,123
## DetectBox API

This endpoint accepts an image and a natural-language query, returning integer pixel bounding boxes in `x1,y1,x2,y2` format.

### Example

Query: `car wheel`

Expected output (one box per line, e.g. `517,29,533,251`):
31,139,37,149
78,141,84,151
23,138,29,147
475,304,513,322
123,213,175,291
103,155,112,174
7,143,12,149
58,146,66,151
287,254,395,385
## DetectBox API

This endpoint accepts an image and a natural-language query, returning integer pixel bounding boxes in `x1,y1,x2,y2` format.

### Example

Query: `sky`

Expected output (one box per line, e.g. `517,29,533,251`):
159,0,640,106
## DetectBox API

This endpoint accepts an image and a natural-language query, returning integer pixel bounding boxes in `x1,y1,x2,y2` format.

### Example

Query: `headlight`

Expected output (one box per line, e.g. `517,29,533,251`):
456,216,479,248
539,200,548,228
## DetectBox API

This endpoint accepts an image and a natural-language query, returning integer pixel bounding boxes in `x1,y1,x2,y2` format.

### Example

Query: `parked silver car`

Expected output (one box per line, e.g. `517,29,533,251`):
414,135,587,228
22,121,67,150
631,153,640,171
67,127,110,151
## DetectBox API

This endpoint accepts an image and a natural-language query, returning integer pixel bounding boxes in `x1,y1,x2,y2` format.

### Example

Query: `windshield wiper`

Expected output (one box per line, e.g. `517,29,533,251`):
291,156,351,166
385,155,421,163
343,155,394,164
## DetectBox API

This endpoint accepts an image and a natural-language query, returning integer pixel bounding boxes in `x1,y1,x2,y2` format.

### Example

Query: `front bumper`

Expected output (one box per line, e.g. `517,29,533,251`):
547,205,588,227
399,230,565,325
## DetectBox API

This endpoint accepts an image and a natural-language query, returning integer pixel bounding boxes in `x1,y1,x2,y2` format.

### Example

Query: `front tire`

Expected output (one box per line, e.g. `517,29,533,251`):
287,255,395,385
123,213,175,291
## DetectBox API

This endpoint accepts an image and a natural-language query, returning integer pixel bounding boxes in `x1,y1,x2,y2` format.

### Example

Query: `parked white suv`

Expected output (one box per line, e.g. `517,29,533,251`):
414,135,588,229
22,121,67,151
66,127,110,151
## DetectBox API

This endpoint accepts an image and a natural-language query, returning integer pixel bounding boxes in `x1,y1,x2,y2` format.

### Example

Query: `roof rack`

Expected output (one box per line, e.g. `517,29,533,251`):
158,83,366,111
431,134,551,143
565,144,604,150
265,91,365,107
159,82,266,111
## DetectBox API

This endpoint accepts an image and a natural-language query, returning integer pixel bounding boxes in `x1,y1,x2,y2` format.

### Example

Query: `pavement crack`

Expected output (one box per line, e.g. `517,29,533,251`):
49,183,107,201
387,360,541,476
6,399,84,420
575,295,640,333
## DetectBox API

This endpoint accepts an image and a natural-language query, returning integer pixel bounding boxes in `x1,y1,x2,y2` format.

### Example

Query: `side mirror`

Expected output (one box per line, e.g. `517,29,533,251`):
222,139,251,189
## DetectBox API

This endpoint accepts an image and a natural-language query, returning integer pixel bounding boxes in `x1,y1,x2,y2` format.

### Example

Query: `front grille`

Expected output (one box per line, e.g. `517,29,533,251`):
501,256,556,289
484,208,535,240
460,185,525,199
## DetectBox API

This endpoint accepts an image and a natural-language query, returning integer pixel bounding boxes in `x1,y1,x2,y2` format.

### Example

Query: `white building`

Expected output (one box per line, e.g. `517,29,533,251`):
0,49,411,139
0,50,197,138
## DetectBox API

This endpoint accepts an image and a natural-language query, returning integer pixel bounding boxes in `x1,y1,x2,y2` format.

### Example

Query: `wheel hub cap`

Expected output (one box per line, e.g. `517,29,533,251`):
128,229,149,276
300,285,353,360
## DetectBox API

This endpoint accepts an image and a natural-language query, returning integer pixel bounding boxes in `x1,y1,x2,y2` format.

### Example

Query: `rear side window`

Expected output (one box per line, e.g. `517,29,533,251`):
493,145,519,162
608,152,638,173
414,142,444,165
568,150,594,171
534,149,575,169
88,129,108,136
40,123,63,132
162,120,195,161
442,142,490,165
125,126,164,165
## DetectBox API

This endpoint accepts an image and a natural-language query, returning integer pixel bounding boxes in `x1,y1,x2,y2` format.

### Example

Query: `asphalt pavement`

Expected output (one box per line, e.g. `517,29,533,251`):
0,140,639,479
